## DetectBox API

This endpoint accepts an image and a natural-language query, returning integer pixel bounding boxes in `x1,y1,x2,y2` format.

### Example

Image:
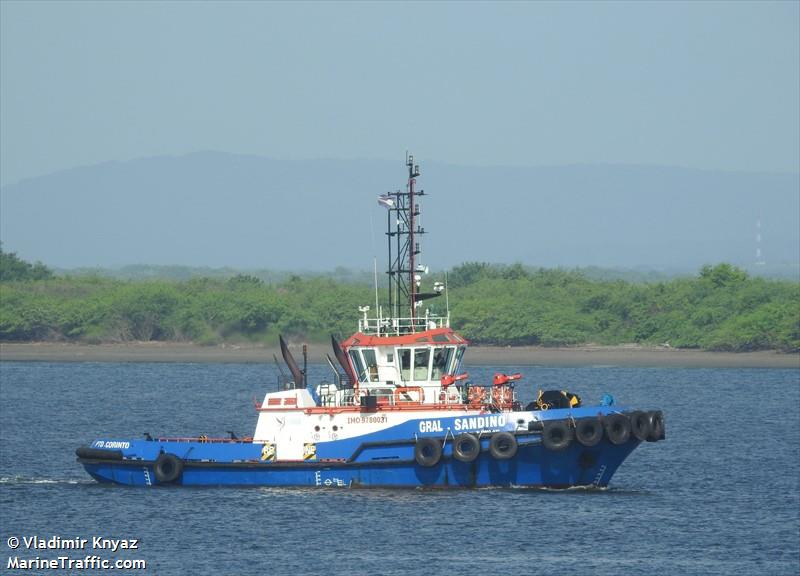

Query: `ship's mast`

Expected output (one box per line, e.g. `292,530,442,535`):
407,154,419,322
367,154,447,336
384,154,424,327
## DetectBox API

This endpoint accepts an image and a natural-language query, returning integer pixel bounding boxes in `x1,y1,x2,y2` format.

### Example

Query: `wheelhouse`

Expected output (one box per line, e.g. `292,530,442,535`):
343,329,466,387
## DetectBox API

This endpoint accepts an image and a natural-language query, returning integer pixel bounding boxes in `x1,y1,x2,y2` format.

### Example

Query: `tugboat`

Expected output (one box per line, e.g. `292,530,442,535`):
76,154,665,488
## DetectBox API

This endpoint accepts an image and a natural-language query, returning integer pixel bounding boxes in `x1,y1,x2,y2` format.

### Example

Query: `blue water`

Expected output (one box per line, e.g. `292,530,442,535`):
1,361,798,575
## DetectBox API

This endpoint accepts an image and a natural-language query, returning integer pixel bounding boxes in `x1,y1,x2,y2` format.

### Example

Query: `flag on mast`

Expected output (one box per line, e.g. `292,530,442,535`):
378,194,395,209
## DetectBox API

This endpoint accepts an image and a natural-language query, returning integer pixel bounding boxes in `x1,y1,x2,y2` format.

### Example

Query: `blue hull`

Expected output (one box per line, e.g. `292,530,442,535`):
78,437,639,488
77,406,664,488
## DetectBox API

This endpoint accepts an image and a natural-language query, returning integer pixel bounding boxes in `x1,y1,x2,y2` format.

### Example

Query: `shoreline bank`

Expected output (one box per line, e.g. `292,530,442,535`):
1,342,797,368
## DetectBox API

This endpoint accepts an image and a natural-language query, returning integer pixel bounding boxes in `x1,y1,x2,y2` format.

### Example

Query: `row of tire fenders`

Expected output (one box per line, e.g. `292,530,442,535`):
413,410,665,468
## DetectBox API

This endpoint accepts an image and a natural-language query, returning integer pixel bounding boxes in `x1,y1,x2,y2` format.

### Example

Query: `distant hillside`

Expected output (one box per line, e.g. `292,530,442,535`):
1,153,798,273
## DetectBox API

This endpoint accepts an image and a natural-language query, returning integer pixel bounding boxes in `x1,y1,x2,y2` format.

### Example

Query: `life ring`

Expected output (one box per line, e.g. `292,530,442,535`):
491,386,513,406
414,438,442,467
542,420,573,451
604,413,631,445
575,417,603,447
153,453,183,484
453,433,480,463
646,411,665,441
489,432,518,460
629,411,651,441
467,386,485,406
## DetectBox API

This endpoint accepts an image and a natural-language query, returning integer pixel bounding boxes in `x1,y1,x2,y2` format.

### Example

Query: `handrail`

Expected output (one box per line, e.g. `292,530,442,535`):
156,436,254,444
276,381,516,411
358,313,450,336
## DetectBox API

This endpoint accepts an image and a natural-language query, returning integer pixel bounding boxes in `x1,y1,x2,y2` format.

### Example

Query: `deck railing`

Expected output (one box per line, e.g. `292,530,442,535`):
358,312,450,336
315,383,517,410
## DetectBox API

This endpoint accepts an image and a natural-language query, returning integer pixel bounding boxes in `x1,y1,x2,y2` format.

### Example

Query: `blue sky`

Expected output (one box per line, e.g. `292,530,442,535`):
1,1,798,187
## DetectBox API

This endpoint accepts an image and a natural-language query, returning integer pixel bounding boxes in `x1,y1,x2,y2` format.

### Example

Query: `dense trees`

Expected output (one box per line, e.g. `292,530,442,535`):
448,263,798,351
0,244,53,282
1,256,797,352
0,272,374,346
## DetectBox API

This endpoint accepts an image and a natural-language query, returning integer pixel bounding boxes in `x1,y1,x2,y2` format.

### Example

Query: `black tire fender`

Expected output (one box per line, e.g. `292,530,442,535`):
75,447,123,461
489,432,518,460
153,453,184,484
604,413,631,445
629,411,651,442
575,417,603,447
646,411,665,441
542,420,573,451
414,437,442,467
453,433,480,463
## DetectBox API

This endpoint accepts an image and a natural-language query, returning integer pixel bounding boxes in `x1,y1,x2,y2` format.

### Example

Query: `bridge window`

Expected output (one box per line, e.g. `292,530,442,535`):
454,346,466,374
414,349,430,381
431,347,455,380
349,350,366,383
362,349,379,382
399,348,411,381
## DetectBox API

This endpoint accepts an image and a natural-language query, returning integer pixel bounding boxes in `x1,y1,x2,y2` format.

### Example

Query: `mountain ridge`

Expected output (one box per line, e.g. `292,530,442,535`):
2,152,797,271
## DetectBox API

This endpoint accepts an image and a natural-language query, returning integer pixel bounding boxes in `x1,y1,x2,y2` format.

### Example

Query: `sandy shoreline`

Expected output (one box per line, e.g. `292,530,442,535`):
0,341,797,368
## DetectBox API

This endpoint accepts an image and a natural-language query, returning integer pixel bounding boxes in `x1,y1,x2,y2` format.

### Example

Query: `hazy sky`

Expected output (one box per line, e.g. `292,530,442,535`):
1,1,798,187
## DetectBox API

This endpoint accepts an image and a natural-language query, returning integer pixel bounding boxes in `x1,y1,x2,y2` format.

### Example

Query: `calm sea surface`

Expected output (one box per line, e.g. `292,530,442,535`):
1,361,798,575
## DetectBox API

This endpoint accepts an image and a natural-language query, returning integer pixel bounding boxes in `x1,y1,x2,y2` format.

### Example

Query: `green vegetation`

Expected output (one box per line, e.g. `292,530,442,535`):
0,244,53,282
0,272,372,346
449,263,799,351
1,249,798,352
